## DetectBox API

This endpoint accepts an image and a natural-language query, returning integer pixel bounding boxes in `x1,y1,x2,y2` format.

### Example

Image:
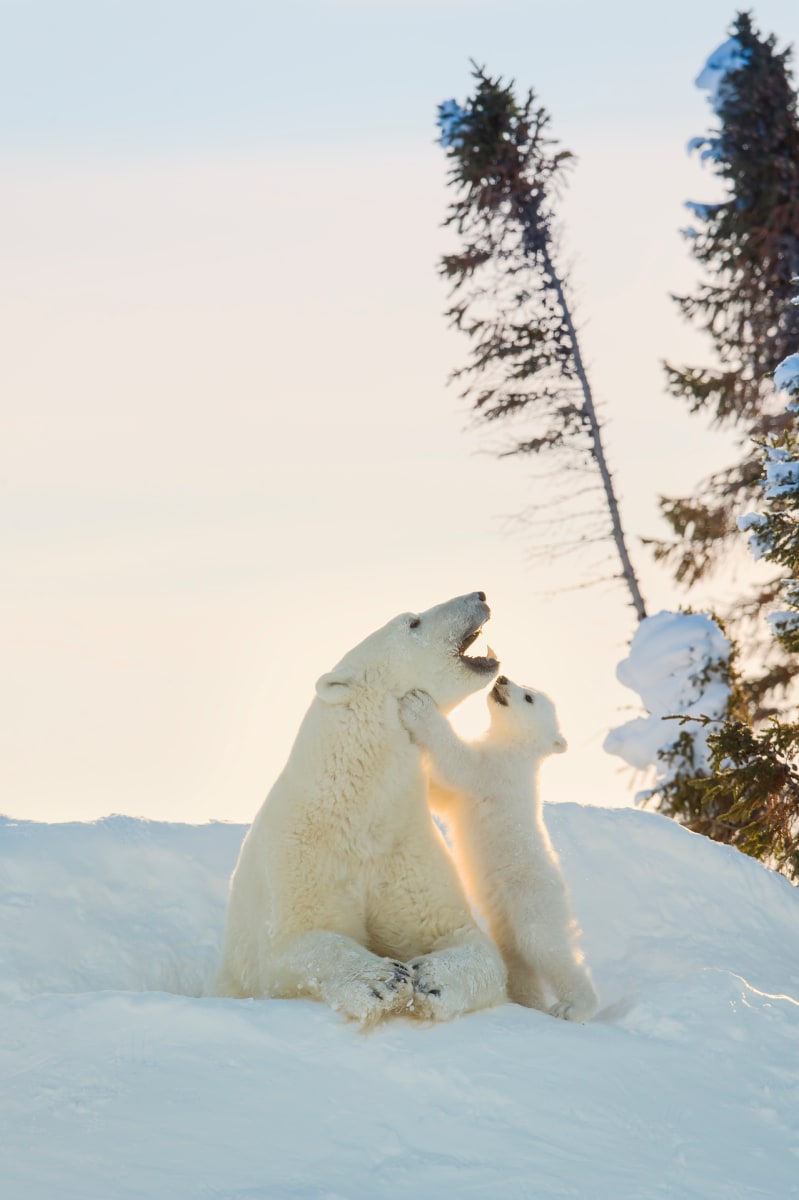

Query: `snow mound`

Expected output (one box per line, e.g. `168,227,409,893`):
2,806,799,1199
0,815,244,1002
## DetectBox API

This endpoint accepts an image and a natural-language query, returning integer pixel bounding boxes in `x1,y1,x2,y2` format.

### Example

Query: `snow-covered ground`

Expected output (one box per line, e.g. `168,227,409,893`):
2,805,798,1200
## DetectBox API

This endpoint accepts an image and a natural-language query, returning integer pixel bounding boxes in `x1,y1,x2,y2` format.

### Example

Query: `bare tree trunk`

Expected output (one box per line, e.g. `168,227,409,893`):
541,245,648,622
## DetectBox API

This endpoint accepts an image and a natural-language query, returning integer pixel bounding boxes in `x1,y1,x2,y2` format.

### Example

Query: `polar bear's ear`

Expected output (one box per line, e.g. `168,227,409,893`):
553,736,568,754
315,669,360,705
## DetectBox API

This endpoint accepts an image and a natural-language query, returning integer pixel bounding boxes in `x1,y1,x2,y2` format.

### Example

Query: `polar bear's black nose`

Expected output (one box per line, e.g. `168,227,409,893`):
497,675,508,685
477,591,486,602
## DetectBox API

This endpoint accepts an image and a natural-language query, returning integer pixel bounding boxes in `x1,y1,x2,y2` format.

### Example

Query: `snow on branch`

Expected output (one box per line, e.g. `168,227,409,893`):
774,353,799,408
736,342,799,651
604,611,733,802
695,36,750,114
437,99,469,148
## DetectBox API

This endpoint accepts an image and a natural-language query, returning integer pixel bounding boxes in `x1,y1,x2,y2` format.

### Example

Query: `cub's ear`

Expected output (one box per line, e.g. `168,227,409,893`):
553,736,568,754
315,669,361,705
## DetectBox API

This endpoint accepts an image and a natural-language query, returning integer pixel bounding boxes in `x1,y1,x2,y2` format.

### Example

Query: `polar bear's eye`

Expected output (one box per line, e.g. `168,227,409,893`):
409,617,421,629
524,693,534,704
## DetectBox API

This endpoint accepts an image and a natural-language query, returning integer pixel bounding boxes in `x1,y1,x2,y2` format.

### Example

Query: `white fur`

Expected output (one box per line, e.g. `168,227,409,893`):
399,677,599,1023
213,593,507,1024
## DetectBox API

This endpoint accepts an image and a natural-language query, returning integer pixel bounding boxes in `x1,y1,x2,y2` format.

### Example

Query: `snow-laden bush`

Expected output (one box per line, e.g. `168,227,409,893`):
688,343,799,880
604,611,733,806
606,346,799,878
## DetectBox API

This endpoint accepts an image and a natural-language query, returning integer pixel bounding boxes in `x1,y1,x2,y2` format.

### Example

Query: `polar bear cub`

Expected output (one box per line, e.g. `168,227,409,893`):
399,675,598,1022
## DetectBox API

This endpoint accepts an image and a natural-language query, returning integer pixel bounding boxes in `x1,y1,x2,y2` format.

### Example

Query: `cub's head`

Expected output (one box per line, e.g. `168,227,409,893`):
315,591,500,713
487,675,567,757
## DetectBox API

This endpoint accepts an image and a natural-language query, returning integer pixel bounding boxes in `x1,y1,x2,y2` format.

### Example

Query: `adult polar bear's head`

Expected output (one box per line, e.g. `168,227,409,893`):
315,592,499,714
488,675,568,757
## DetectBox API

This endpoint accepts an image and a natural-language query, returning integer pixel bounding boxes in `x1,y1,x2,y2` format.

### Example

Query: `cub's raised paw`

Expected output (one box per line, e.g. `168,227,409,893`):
398,689,437,743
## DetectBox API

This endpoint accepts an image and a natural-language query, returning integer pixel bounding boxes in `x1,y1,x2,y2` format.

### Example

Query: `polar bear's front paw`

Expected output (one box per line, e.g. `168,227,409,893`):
398,689,437,745
367,960,413,1001
409,958,441,998
346,959,414,1025
406,957,447,1019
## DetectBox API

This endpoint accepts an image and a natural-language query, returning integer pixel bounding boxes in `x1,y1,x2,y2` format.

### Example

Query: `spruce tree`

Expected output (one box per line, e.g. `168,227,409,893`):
654,11,799,716
688,348,799,880
438,64,646,620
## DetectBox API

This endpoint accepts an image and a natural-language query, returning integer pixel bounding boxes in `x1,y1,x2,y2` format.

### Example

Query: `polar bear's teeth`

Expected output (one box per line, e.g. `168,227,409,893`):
458,629,480,655
470,634,498,664
458,628,499,674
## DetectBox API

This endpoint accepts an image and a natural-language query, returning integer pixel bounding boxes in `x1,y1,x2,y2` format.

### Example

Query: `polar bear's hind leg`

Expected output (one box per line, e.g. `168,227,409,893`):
544,957,599,1023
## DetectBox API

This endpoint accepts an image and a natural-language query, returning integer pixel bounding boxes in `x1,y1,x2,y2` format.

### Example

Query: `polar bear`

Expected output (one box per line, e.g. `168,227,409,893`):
214,592,508,1024
399,675,599,1022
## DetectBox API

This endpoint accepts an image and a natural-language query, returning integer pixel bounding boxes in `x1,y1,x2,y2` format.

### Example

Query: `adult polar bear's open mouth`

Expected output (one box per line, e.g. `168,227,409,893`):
410,592,500,710
456,622,499,675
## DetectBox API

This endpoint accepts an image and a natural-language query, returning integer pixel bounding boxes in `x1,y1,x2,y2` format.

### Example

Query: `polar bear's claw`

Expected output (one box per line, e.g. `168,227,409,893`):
415,984,441,997
409,959,441,998
371,962,412,999
413,979,441,997
356,960,416,1024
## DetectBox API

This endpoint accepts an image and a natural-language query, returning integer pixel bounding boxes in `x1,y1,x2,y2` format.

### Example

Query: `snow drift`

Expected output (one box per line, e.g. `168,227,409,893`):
2,806,798,1199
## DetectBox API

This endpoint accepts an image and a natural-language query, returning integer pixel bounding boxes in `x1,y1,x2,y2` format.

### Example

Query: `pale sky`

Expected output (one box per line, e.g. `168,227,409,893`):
3,0,797,824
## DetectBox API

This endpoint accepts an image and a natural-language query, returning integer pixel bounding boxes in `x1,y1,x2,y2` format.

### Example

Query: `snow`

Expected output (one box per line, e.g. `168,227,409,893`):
437,98,468,148
737,513,768,532
695,37,750,114
685,35,751,182
764,449,799,500
737,511,770,561
604,611,732,788
683,200,719,221
736,351,799,617
767,609,799,637
774,352,799,405
612,611,731,712
684,135,721,164
0,816,243,1003
3,806,799,1199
